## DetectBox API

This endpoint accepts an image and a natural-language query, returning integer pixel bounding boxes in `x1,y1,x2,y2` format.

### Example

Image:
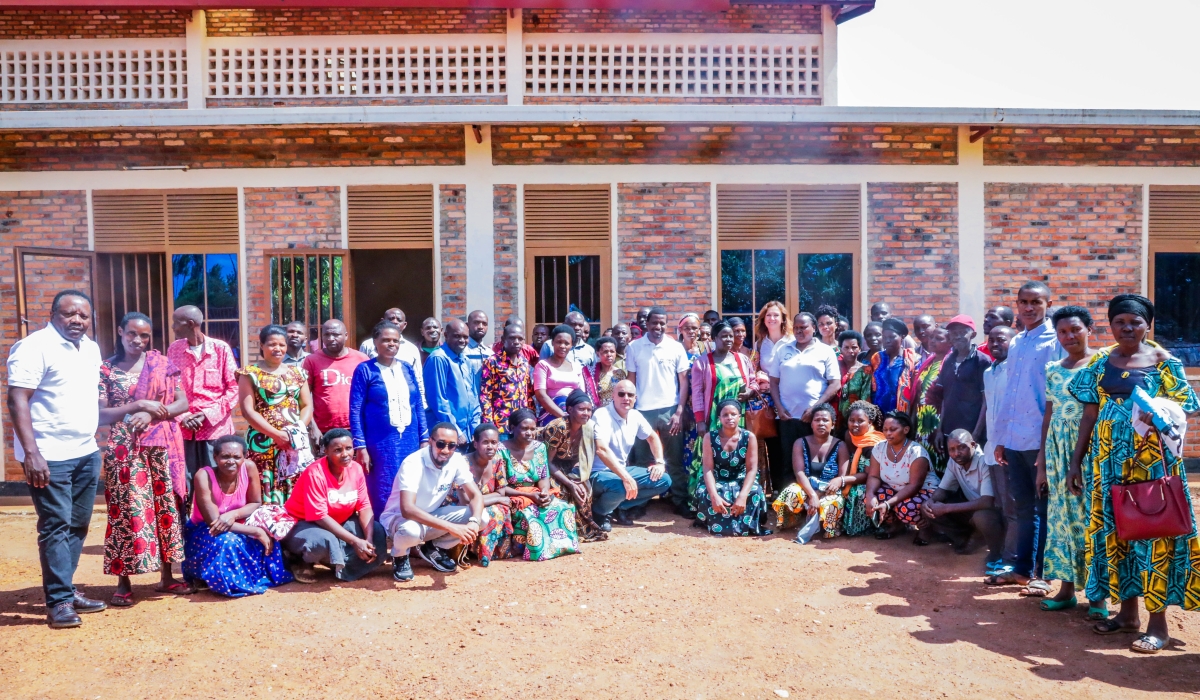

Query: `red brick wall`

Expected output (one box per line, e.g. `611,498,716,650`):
243,187,342,351
984,183,1141,318
0,9,187,39
0,190,90,481
492,124,957,165
867,183,959,322
493,185,519,329
440,185,467,321
618,183,711,323
0,126,465,171
523,5,821,33
985,128,1200,166
206,8,505,36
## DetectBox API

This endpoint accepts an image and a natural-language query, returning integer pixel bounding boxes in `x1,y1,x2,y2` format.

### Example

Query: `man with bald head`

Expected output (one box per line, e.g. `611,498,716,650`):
359,307,425,405
303,319,369,443
589,379,671,529
167,305,239,487
423,318,481,446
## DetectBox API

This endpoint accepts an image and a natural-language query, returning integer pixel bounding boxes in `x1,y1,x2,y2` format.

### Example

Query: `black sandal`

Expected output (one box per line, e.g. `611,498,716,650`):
913,535,931,546
1093,618,1140,635
874,530,895,540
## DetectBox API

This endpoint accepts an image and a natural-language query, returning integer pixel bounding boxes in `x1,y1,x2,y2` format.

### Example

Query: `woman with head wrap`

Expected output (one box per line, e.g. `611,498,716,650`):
541,390,609,541
873,318,920,414
1067,294,1199,654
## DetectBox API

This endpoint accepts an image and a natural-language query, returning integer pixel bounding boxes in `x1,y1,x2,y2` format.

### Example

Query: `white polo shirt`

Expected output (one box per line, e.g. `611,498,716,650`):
380,447,472,534
624,334,691,411
591,402,654,473
769,339,840,417
6,324,102,462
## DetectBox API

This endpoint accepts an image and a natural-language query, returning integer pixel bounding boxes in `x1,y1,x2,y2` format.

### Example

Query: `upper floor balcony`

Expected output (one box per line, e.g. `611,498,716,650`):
0,2,871,112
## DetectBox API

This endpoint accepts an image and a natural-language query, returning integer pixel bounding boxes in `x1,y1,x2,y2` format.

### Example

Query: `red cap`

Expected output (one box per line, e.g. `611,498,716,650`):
946,314,977,332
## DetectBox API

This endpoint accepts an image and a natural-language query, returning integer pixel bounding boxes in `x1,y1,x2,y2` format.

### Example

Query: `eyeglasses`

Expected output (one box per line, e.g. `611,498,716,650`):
616,391,636,398
433,440,456,450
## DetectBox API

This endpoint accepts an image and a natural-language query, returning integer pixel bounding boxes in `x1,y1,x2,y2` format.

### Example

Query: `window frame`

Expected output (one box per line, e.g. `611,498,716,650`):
718,240,860,329
1148,239,1200,378
262,248,354,352
524,246,612,336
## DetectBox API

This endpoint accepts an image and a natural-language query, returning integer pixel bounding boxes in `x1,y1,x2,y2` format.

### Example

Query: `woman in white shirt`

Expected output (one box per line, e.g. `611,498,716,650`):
751,301,793,494
864,410,939,541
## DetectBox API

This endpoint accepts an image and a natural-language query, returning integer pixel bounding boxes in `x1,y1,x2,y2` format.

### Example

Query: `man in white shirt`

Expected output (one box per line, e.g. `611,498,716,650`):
920,430,1004,567
538,310,597,368
7,290,107,628
591,380,671,529
768,312,841,490
359,307,425,403
380,423,485,581
980,324,1018,576
624,307,691,514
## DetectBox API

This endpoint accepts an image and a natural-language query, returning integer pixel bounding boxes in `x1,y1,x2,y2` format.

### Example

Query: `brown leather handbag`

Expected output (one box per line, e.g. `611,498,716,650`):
1111,439,1193,541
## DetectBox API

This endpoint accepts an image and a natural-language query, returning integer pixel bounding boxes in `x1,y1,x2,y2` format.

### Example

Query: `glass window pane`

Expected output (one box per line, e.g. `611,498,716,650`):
1155,252,1200,367
205,253,239,320
207,320,241,366
332,256,343,322
568,255,601,324
753,249,786,310
172,254,205,308
720,249,753,314
797,253,854,325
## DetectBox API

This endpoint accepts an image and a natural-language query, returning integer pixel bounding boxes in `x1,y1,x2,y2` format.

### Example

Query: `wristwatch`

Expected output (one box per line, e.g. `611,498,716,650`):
467,517,480,525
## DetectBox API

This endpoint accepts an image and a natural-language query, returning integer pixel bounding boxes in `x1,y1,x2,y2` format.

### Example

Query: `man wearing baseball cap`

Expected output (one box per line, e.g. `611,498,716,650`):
931,314,992,454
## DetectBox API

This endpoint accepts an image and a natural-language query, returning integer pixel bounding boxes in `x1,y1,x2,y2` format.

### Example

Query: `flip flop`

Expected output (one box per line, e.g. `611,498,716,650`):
1093,618,1140,635
109,592,134,607
1018,579,1052,597
1131,634,1167,654
1087,605,1110,621
1039,597,1077,611
154,582,195,595
983,572,1027,587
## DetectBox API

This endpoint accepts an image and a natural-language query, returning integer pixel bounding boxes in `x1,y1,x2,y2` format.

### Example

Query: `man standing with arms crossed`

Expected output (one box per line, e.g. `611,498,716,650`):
8,290,107,628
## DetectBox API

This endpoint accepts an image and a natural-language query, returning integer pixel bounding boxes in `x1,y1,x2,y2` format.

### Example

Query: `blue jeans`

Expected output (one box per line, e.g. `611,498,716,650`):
1004,448,1047,579
28,451,101,607
591,466,673,517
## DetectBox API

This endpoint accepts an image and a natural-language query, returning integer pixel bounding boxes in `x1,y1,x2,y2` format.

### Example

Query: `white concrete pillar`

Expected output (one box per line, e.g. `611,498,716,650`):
506,9,524,106
821,5,838,106
464,125,496,318
958,125,987,324
186,10,207,110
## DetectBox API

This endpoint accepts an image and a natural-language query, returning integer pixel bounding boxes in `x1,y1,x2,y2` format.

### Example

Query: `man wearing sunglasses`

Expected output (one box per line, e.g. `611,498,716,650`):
590,379,672,530
380,423,486,581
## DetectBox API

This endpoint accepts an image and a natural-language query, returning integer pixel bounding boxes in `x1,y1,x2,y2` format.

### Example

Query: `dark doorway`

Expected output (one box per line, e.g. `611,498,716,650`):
351,248,433,348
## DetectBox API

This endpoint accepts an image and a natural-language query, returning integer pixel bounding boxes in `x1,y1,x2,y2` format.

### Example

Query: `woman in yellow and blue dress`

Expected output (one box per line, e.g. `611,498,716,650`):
1068,294,1199,655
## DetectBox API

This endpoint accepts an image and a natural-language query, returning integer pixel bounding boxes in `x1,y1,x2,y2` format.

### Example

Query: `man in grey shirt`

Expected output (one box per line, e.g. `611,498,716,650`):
990,281,1063,587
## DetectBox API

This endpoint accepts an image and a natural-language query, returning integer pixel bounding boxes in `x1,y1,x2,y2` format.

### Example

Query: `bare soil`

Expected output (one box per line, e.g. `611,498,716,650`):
1,502,1197,699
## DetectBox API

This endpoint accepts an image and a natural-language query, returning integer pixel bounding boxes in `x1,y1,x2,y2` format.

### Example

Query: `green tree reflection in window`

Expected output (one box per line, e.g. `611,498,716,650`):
797,253,853,326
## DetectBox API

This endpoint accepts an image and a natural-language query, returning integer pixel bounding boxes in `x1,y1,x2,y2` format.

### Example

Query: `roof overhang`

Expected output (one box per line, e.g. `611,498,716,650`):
2,105,1198,131
0,0,874,15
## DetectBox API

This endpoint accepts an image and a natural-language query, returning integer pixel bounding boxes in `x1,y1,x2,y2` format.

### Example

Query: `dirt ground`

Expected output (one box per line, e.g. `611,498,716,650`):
1,502,1198,700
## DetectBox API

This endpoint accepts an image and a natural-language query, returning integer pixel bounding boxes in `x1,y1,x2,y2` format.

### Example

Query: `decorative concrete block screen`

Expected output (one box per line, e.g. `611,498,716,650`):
0,39,187,104
206,35,506,98
524,34,820,98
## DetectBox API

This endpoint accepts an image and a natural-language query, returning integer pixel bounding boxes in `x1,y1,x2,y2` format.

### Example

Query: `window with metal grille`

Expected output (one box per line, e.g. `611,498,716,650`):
266,251,350,346
524,186,611,337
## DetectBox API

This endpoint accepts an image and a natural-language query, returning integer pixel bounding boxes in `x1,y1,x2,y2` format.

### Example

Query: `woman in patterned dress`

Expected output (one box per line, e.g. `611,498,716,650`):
771,403,847,537
908,326,951,477
688,321,755,512
695,399,767,536
864,411,939,540
1035,306,1105,617
498,409,580,561
677,314,705,514
543,390,609,542
98,312,191,606
836,330,873,438
1068,294,1200,654
583,336,626,409
238,325,313,505
458,424,512,567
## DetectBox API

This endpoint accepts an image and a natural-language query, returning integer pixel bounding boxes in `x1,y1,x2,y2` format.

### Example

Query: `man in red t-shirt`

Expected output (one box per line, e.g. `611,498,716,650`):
303,319,369,443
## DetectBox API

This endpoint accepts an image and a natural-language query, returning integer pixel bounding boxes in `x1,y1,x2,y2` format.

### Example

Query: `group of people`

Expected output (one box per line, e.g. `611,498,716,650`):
8,285,1197,655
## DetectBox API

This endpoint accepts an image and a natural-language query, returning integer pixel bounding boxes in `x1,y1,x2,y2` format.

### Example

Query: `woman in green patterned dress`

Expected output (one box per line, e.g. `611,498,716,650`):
687,321,755,512
1068,294,1200,654
498,409,579,561
695,399,767,536
1035,306,1106,618
909,326,951,476
237,325,313,505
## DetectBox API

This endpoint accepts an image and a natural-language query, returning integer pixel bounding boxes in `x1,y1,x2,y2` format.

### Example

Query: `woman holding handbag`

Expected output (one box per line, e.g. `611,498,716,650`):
1068,294,1199,654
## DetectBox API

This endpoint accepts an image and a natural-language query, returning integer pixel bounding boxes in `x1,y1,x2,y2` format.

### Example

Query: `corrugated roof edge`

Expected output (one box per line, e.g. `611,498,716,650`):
2,104,1199,130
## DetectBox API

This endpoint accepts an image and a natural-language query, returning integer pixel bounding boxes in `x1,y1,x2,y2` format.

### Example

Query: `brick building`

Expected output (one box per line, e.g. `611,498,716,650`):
3,0,1200,483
